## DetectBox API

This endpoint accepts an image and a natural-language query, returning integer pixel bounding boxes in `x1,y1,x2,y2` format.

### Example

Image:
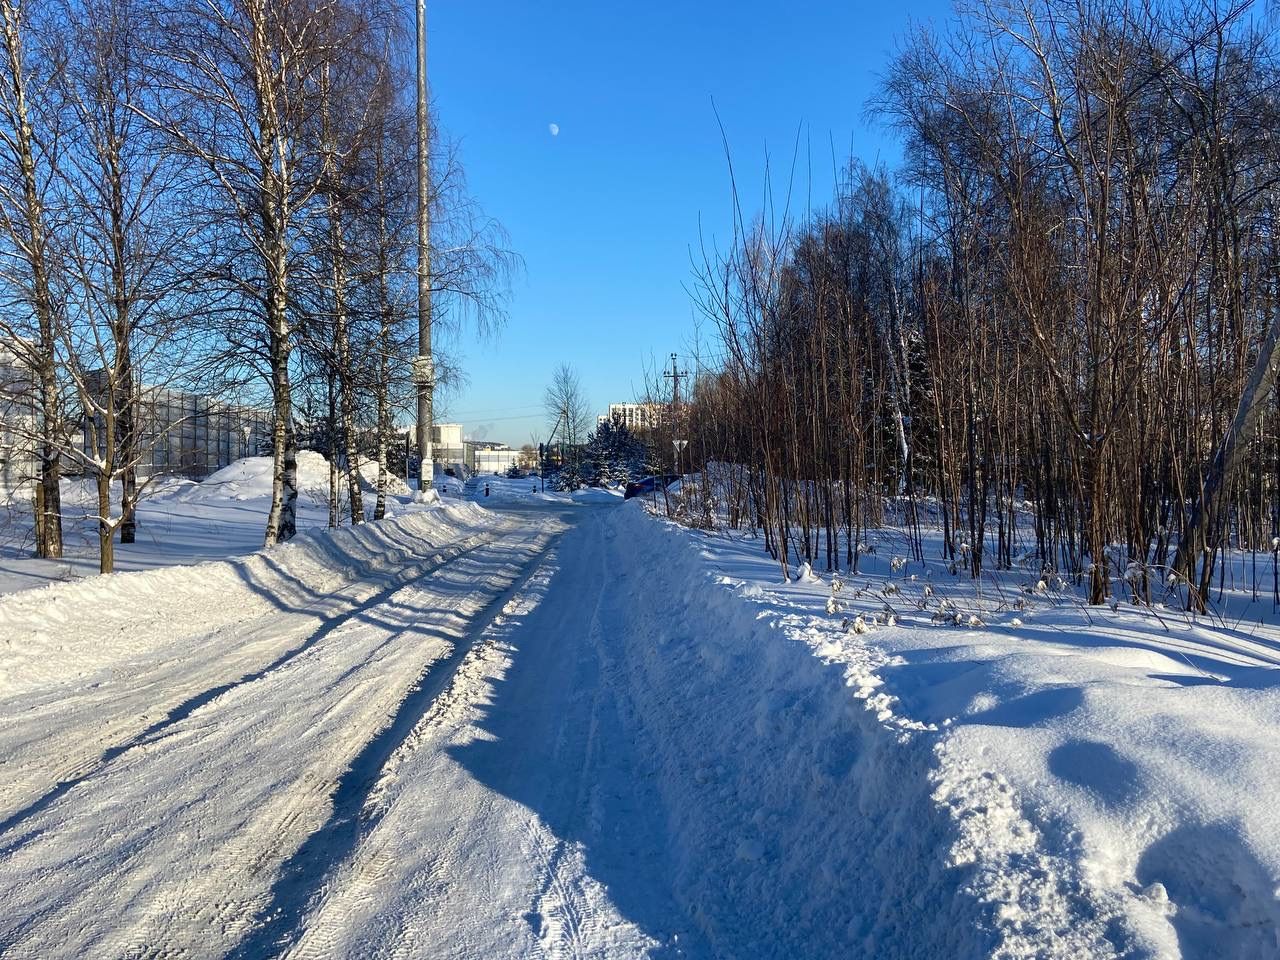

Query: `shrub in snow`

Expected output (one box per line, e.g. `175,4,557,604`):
826,576,844,615
794,562,821,584
931,599,959,625
847,615,870,634
553,462,584,492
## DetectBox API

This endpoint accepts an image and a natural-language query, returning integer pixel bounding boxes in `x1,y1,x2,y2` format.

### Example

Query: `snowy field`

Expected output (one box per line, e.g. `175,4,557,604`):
0,466,1278,957
0,452,421,594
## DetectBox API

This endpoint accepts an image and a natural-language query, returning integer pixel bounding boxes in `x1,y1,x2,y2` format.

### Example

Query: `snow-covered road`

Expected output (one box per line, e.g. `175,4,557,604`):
282,502,698,960
0,499,712,959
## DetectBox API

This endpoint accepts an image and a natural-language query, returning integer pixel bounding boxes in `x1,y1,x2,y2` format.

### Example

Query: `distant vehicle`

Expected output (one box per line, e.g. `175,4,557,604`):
623,475,681,500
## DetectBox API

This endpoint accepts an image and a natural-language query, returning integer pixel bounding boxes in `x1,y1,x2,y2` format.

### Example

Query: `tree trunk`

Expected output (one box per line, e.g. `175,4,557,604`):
332,238,363,524
1175,306,1280,608
1,0,61,558
264,314,298,546
97,469,114,575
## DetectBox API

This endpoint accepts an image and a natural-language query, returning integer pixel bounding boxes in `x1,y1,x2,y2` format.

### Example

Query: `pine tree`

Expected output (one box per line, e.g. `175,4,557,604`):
583,420,647,486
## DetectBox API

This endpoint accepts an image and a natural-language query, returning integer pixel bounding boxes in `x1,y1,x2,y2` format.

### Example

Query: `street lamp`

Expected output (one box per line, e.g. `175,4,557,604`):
413,0,434,490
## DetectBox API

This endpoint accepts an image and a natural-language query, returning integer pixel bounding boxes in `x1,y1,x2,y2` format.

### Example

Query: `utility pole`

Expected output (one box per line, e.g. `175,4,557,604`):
663,353,688,474
663,352,688,410
542,415,561,493
413,0,434,488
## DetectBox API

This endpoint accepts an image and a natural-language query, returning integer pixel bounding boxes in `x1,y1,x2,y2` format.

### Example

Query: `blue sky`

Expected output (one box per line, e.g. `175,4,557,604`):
428,1,954,446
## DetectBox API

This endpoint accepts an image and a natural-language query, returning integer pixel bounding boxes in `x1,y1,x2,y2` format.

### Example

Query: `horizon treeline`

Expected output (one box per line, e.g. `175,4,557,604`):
0,0,513,572
687,0,1280,609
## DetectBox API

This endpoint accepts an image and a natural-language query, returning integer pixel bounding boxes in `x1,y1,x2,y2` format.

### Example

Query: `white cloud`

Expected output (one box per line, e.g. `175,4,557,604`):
548,122,560,137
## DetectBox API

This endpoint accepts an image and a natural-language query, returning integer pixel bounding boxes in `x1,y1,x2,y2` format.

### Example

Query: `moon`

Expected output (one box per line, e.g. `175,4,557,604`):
548,123,560,137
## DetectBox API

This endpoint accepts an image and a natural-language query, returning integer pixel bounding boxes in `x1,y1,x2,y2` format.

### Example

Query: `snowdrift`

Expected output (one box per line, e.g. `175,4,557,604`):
0,500,497,698
617,502,1280,958
188,453,410,502
600,503,992,958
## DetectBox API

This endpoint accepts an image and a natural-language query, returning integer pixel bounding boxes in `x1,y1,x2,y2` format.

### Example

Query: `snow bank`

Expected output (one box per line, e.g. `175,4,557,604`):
187,453,409,502
571,486,624,501
0,500,498,698
184,452,311,501
621,504,1280,958
601,503,997,958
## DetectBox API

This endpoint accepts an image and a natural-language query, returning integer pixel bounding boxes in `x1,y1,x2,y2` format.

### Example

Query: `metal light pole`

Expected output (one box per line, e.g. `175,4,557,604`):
413,0,434,489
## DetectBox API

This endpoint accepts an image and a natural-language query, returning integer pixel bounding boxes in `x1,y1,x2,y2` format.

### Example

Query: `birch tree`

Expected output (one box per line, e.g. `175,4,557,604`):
54,0,199,572
0,0,64,557
146,0,330,546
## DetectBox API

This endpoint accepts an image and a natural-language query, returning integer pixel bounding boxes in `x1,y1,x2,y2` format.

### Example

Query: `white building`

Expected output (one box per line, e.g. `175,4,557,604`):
472,447,520,475
598,402,663,433
80,371,272,480
430,423,465,467
0,348,36,499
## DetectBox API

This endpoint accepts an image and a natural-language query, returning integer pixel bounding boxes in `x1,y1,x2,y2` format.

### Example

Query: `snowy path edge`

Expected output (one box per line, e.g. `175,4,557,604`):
610,502,1134,959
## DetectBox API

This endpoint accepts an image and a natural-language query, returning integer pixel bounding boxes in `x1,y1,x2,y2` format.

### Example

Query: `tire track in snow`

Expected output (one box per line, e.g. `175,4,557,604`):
0,529,497,850
524,820,591,960
0,518,559,959
282,549,567,960
522,527,610,960
226,524,567,960
274,503,698,960
0,511,512,820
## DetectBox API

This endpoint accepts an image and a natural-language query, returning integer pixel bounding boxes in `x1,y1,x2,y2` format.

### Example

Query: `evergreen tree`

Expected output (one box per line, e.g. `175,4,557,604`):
583,420,647,486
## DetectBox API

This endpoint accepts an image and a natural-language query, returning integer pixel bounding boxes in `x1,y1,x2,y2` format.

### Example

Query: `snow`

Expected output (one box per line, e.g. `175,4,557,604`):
0,472,1278,956
471,474,624,507
0,455,409,594
0,497,561,958
192,452,412,502
665,514,1280,957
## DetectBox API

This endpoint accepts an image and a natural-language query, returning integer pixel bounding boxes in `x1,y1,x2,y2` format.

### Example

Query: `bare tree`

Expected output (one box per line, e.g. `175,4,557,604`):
679,0,1280,613
144,0,332,546
544,362,590,485
51,0,201,572
0,0,64,557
